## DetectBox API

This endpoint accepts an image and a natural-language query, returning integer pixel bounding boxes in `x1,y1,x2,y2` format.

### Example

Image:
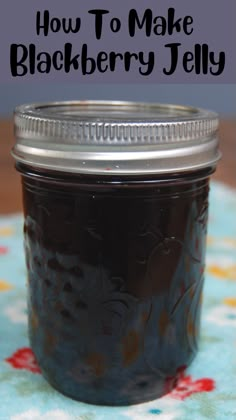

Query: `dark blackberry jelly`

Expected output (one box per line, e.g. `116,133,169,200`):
21,166,210,405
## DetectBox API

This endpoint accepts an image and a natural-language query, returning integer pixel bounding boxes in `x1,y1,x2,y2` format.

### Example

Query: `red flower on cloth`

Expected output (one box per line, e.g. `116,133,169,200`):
165,366,186,393
165,367,215,400
5,347,41,374
0,246,8,255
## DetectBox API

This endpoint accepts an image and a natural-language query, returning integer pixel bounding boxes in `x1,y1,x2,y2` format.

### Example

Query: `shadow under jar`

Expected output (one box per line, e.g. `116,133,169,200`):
12,101,220,406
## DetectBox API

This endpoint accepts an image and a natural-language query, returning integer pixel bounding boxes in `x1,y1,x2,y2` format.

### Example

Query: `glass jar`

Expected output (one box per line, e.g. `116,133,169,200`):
12,101,220,405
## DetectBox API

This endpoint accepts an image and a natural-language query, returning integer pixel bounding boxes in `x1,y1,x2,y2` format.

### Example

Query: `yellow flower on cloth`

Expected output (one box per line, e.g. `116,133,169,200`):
0,226,14,236
207,255,236,280
223,297,236,307
221,238,236,248
207,237,236,249
0,279,13,292
208,265,236,280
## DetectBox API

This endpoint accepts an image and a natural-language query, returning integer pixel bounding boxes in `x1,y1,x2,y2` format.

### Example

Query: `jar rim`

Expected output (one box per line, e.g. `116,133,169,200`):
12,100,220,175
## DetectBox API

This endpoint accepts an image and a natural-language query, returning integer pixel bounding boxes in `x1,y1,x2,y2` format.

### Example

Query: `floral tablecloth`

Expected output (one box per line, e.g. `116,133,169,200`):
0,181,236,420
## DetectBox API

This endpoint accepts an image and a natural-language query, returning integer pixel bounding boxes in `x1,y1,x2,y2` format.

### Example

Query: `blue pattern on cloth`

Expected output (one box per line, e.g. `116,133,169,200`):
0,181,236,420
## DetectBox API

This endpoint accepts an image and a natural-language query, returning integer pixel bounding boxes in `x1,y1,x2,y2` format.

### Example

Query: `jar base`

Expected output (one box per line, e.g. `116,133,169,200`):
39,355,196,407
40,371,167,406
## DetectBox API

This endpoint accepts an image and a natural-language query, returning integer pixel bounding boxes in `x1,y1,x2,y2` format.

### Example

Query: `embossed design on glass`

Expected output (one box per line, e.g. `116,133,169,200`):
22,174,209,405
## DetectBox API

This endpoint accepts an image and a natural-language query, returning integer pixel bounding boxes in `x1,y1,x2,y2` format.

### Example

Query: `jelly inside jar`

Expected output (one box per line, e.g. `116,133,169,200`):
21,167,210,405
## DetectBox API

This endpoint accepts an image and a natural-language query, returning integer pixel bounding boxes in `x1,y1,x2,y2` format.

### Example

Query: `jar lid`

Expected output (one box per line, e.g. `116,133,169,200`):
12,100,220,175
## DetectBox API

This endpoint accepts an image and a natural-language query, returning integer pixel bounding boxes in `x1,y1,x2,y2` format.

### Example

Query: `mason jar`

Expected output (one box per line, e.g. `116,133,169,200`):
12,101,220,405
